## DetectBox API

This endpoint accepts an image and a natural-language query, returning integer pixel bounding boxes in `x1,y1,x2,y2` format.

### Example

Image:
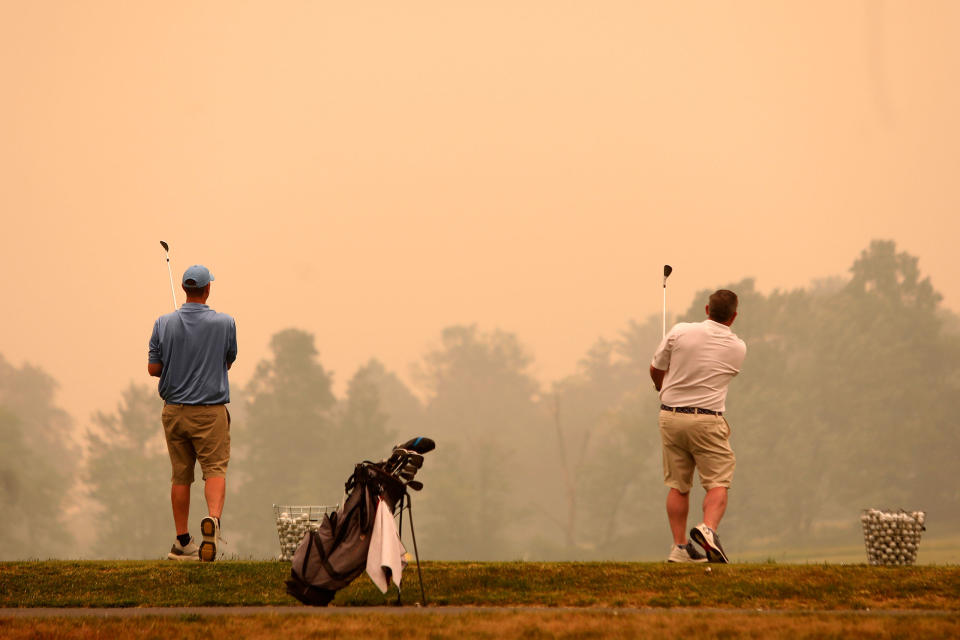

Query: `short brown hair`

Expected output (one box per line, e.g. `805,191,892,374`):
708,290,738,323
182,282,208,297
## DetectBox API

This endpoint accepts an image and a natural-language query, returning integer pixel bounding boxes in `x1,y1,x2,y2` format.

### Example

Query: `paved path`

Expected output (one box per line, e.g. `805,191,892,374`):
2,606,959,618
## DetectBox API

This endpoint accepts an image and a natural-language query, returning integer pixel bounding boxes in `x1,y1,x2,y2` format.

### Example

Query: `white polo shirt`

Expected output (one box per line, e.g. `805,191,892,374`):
651,319,746,412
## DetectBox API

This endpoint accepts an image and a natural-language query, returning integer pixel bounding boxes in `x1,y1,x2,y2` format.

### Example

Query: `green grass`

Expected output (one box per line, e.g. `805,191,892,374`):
2,561,959,610
4,562,960,640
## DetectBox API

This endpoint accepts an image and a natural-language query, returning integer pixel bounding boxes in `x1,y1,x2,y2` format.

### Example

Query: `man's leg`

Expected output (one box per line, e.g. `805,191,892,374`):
660,410,696,547
171,484,191,535
199,477,225,562
193,405,230,561
703,486,728,530
691,486,730,563
164,404,198,543
194,405,229,521
666,488,690,545
688,415,734,563
204,476,225,519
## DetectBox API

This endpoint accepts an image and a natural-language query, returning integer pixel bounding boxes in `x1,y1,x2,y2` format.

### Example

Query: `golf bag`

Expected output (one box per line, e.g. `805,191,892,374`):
285,437,434,606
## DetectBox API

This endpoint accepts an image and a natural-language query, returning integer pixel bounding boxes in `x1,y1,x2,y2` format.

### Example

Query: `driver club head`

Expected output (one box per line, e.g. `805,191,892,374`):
396,437,435,455
160,240,169,252
663,264,673,279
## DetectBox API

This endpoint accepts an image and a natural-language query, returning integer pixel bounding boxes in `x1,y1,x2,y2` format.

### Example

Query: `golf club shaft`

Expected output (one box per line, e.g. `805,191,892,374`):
165,256,177,311
662,284,667,339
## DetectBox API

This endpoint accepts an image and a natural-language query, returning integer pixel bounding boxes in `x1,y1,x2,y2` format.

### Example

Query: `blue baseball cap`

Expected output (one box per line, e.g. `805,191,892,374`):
182,265,215,288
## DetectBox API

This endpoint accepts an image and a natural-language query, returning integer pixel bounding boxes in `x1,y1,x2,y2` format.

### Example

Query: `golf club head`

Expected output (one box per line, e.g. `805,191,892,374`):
399,460,422,479
396,436,435,455
384,449,421,474
406,480,423,491
663,264,673,278
160,240,169,252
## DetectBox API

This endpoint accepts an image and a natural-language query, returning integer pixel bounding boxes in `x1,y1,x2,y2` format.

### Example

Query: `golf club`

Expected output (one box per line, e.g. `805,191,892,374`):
662,264,673,338
160,241,177,311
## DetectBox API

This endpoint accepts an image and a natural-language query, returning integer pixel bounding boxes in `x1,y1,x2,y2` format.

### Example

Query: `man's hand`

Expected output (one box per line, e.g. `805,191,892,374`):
649,365,666,391
148,362,163,377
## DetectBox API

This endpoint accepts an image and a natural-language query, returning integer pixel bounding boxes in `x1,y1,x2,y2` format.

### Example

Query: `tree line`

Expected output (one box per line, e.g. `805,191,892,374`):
2,240,958,560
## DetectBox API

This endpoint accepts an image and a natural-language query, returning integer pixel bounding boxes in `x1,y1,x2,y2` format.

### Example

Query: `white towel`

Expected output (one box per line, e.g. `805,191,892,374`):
365,497,407,593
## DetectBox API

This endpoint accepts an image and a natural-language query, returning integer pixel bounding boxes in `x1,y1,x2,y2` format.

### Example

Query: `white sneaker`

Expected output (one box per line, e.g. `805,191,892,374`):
667,542,708,563
167,536,200,561
690,523,729,563
199,516,220,562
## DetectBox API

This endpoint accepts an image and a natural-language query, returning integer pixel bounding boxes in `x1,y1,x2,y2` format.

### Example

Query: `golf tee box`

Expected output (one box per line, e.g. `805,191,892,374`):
274,504,338,562
860,508,926,566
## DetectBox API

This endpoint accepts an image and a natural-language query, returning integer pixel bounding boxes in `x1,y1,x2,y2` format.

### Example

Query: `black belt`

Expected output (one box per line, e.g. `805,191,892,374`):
165,402,222,407
661,404,722,416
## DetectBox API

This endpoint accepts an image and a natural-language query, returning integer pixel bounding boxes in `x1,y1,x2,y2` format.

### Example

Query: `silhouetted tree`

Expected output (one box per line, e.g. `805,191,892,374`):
545,335,647,555
336,360,399,464
413,325,546,559
0,356,76,558
832,240,958,520
228,328,338,557
354,358,424,445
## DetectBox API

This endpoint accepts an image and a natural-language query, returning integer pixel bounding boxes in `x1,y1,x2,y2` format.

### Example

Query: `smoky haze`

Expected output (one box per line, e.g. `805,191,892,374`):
4,240,959,561
1,3,959,561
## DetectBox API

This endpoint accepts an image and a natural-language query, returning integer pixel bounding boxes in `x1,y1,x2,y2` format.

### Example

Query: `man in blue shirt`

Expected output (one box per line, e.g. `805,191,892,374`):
149,264,237,562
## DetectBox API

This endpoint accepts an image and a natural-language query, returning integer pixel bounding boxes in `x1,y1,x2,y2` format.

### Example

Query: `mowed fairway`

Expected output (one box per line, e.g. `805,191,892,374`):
2,562,959,638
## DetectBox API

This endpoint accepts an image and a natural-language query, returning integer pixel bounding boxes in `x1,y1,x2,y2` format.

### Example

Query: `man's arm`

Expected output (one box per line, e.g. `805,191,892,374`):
148,320,163,378
650,329,673,392
225,318,237,371
649,365,666,391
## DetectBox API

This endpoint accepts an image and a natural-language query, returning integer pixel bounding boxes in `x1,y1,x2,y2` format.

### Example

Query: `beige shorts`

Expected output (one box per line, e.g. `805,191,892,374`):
162,403,231,485
659,409,735,492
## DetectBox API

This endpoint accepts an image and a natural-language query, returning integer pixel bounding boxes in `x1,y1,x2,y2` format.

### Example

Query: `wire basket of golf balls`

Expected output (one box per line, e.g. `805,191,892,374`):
860,508,926,566
273,504,338,561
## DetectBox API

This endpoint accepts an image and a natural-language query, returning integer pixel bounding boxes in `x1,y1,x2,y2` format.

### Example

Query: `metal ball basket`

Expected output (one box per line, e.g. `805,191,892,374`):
861,508,926,566
273,504,339,562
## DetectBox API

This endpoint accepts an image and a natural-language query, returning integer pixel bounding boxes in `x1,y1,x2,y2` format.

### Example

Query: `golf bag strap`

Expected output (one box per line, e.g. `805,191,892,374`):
330,481,375,551
304,529,354,583
299,530,314,578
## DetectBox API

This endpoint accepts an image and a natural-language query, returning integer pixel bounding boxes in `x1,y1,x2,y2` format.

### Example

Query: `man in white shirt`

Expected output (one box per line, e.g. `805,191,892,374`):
650,290,746,563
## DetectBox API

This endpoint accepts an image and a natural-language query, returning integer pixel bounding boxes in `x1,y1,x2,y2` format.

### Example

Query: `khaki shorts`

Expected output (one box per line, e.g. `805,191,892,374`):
162,403,231,485
659,409,735,492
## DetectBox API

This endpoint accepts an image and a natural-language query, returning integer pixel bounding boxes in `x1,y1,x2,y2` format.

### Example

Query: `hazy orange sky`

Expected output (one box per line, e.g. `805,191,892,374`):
2,2,958,430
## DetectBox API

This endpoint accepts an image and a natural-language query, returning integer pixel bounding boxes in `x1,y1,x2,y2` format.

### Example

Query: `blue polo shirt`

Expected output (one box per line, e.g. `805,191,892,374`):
148,303,238,405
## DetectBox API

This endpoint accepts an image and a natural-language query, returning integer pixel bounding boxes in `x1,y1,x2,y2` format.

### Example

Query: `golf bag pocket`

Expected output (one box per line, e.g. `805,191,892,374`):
285,536,337,606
